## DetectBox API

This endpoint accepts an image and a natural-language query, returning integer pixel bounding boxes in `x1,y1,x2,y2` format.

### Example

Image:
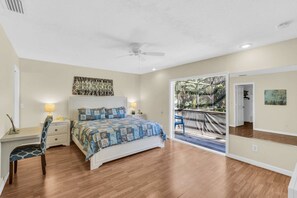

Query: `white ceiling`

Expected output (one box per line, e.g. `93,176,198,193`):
0,0,297,74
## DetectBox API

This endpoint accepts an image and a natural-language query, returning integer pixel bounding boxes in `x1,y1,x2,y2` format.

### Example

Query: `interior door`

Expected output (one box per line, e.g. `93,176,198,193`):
236,85,244,126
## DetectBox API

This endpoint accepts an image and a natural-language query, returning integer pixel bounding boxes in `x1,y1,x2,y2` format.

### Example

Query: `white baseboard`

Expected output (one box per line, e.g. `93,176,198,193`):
0,173,8,195
288,164,297,198
229,124,235,127
227,153,292,176
254,128,297,137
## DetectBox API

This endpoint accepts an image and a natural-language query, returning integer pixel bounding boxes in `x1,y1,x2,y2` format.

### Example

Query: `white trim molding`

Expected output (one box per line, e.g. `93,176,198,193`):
230,65,297,77
289,163,297,198
0,173,9,195
254,128,297,137
227,153,292,176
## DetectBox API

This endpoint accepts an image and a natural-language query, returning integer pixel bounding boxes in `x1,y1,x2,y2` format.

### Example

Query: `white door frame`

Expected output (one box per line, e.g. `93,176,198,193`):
234,85,244,126
169,72,229,155
233,82,255,129
13,65,20,128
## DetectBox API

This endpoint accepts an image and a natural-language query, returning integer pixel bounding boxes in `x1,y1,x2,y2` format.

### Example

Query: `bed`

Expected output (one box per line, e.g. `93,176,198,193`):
69,96,166,170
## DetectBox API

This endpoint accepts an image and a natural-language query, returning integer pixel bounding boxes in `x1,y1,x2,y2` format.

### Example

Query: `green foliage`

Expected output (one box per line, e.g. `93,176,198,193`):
175,76,226,112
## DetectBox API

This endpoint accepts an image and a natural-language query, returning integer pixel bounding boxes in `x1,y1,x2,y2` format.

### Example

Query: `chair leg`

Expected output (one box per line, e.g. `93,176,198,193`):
14,161,18,174
182,124,185,135
9,162,13,184
41,154,46,175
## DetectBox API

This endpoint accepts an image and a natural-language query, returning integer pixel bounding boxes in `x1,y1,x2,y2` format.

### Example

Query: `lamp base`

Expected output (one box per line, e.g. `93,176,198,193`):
8,128,20,135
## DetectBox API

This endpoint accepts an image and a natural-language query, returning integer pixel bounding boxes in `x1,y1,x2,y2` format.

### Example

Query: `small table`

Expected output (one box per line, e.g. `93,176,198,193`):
0,127,41,186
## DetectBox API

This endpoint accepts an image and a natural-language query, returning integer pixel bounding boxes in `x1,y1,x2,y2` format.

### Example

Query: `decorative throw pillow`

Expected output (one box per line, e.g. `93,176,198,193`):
105,107,126,119
78,108,106,121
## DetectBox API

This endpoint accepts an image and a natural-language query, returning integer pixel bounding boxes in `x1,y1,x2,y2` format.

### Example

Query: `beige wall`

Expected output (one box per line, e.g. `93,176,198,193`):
229,135,297,171
0,25,19,182
19,59,141,127
230,71,297,134
140,38,297,172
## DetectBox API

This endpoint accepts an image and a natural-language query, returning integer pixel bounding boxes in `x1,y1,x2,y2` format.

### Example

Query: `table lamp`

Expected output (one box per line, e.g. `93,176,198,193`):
44,103,55,116
130,102,137,115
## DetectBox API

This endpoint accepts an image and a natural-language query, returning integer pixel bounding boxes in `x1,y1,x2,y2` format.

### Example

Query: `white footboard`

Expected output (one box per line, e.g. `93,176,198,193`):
72,135,164,170
289,163,297,198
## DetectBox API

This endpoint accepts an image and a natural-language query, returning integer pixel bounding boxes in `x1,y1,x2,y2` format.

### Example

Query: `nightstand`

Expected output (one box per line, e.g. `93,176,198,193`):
42,120,70,148
131,114,147,120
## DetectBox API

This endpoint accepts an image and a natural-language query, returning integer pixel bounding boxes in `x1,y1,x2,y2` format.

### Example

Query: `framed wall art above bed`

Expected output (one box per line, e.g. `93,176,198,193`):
72,76,114,96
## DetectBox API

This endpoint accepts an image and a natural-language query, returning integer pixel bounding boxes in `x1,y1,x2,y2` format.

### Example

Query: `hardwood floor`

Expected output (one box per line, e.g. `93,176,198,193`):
230,122,297,146
2,140,290,198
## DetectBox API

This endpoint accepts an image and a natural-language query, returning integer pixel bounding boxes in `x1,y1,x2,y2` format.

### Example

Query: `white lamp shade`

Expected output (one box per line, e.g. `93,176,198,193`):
130,102,137,109
44,103,56,113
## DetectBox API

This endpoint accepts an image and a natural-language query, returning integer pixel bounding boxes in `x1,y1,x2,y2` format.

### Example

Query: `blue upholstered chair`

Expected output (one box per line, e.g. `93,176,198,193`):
175,115,185,135
9,116,53,184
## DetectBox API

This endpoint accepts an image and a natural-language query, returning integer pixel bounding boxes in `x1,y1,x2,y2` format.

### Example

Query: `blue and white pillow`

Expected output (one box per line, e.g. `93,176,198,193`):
105,107,126,119
78,108,106,121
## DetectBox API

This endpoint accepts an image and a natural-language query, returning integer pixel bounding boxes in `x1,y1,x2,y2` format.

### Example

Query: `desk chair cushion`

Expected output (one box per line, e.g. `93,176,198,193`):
10,144,42,161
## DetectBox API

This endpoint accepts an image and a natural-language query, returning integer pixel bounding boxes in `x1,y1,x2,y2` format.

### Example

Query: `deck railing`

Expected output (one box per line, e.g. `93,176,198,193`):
175,109,226,136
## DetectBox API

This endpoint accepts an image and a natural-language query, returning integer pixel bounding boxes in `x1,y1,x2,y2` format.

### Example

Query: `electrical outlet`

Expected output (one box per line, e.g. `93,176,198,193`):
252,144,258,152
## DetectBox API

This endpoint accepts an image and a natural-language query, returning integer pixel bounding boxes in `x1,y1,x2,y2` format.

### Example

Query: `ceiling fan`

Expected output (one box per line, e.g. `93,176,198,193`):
121,42,165,58
97,32,165,60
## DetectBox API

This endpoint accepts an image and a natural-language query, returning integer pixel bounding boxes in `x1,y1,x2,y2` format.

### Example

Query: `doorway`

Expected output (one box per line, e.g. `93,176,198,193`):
234,83,254,129
170,74,228,154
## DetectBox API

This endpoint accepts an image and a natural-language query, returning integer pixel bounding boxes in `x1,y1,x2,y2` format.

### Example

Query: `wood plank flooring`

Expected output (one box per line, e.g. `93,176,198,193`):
230,122,297,146
2,140,290,198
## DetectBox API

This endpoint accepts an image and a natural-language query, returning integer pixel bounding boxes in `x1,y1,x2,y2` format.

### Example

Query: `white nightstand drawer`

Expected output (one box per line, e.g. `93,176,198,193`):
48,124,67,135
42,120,70,148
47,134,68,146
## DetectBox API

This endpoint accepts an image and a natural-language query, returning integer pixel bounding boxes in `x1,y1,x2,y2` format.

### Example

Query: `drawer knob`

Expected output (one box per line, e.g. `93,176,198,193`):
55,129,58,131
55,138,58,141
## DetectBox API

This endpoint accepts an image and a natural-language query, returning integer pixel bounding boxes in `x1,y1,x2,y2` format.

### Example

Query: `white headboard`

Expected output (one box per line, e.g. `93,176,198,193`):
68,96,127,121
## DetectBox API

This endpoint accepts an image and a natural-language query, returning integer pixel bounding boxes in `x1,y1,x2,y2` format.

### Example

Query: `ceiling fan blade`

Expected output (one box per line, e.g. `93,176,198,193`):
98,31,131,46
116,53,134,58
142,52,165,56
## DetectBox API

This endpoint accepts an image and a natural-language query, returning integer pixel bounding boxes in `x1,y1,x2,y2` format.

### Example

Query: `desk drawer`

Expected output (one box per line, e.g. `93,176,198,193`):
47,134,68,146
48,124,67,135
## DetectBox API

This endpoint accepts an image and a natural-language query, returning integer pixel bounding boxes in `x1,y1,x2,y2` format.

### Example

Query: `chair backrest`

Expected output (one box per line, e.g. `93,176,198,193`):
40,116,53,153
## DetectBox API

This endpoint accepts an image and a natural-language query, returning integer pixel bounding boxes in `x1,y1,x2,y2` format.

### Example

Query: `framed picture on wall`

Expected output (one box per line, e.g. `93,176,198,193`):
264,89,287,105
72,76,114,96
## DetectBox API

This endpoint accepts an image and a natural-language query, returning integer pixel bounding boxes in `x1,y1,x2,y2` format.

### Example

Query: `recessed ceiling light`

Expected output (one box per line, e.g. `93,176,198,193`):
240,43,252,49
152,68,156,71
277,20,293,30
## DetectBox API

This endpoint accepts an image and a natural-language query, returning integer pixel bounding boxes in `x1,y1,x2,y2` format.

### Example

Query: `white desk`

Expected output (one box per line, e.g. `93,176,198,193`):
0,127,41,188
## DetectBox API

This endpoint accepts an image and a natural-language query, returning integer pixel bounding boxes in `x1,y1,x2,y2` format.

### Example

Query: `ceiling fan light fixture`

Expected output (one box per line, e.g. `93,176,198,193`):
240,43,252,49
